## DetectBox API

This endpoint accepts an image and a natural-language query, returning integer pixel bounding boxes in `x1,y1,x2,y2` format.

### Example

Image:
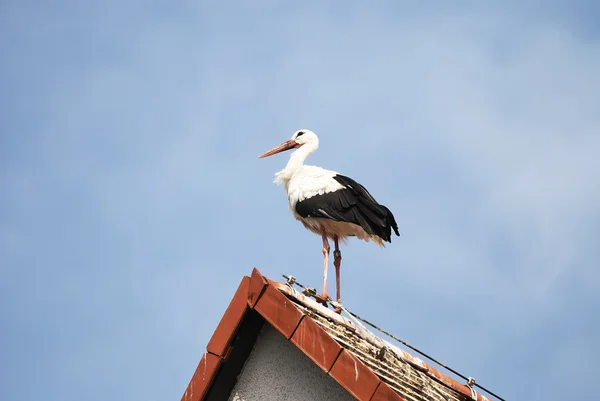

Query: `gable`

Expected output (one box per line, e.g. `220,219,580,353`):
228,324,355,401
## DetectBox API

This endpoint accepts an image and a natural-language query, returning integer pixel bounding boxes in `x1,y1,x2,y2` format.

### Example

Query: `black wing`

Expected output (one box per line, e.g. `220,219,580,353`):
295,174,400,242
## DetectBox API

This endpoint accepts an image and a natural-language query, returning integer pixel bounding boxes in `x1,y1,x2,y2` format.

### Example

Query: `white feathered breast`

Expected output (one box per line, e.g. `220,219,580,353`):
285,166,344,210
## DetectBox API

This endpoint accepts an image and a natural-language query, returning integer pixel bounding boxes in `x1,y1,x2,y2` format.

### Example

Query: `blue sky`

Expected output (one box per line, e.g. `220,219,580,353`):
2,1,599,400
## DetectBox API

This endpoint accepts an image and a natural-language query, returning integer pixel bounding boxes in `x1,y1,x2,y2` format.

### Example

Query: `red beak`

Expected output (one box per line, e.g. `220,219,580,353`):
259,139,299,158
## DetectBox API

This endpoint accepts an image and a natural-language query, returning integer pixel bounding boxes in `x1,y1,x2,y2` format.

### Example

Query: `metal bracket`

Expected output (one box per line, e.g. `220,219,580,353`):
302,286,317,296
283,274,296,287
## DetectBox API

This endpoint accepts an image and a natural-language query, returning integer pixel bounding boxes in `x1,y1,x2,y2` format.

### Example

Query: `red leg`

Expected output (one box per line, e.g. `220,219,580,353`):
321,233,331,301
333,236,342,313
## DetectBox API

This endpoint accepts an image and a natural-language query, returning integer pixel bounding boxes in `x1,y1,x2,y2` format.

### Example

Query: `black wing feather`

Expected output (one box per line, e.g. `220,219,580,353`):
295,174,400,242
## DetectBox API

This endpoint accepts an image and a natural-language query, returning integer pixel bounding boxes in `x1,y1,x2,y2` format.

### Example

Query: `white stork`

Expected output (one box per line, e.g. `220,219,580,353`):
259,129,400,310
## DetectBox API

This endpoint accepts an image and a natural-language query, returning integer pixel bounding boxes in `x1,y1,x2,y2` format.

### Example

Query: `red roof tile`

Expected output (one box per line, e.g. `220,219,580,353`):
254,283,304,339
291,314,343,372
182,352,221,401
206,276,249,357
330,349,381,401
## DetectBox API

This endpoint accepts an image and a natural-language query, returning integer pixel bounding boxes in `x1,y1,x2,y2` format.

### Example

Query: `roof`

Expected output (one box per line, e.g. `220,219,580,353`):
181,268,494,401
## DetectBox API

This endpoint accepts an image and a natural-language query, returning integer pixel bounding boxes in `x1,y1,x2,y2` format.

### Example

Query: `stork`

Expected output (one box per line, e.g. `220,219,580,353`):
259,129,400,309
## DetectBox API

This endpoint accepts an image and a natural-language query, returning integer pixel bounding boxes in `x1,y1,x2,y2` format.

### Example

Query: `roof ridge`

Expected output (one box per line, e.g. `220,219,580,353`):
274,282,431,372
272,280,491,401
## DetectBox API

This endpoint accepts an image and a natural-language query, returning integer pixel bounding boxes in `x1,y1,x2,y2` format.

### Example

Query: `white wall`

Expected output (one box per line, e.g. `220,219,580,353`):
228,323,355,401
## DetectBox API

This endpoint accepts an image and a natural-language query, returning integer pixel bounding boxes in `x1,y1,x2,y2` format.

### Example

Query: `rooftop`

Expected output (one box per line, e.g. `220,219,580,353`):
182,268,499,401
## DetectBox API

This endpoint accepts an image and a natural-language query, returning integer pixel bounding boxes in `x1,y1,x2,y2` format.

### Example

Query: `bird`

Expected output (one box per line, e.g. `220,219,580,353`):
259,129,400,311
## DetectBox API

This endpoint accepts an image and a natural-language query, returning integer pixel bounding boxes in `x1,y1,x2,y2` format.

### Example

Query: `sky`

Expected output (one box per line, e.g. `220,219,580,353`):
1,1,599,400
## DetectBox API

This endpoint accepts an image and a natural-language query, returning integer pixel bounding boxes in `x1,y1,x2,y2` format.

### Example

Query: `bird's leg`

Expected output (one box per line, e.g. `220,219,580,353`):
321,233,331,302
333,236,342,314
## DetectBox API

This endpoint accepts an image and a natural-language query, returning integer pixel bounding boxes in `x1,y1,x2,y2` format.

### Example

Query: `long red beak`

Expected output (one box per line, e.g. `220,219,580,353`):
259,139,298,158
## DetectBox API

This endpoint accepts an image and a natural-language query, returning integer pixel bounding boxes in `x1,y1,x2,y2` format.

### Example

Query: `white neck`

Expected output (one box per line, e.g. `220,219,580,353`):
274,142,317,185
286,144,315,170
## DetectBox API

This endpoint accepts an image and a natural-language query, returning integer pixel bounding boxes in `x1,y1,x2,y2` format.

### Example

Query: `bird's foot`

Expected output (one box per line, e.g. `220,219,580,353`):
330,300,343,314
312,291,330,307
310,291,342,314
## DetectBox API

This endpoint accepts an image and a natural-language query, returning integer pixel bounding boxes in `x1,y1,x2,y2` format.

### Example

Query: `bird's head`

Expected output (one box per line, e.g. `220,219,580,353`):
259,129,318,158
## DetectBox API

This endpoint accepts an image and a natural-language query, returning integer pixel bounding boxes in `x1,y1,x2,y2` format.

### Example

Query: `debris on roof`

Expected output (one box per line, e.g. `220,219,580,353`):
181,268,499,401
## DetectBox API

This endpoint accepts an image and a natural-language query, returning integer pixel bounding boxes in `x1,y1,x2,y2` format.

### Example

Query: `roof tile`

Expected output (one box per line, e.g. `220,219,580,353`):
181,352,221,401
247,267,268,308
330,349,381,401
207,276,250,357
254,283,304,339
291,312,343,372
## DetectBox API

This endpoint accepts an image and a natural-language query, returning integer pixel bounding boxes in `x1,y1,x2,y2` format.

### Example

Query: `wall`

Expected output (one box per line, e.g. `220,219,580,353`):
228,323,355,401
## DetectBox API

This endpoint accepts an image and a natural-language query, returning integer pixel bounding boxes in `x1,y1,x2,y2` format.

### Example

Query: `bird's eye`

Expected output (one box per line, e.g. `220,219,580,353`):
296,131,305,137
